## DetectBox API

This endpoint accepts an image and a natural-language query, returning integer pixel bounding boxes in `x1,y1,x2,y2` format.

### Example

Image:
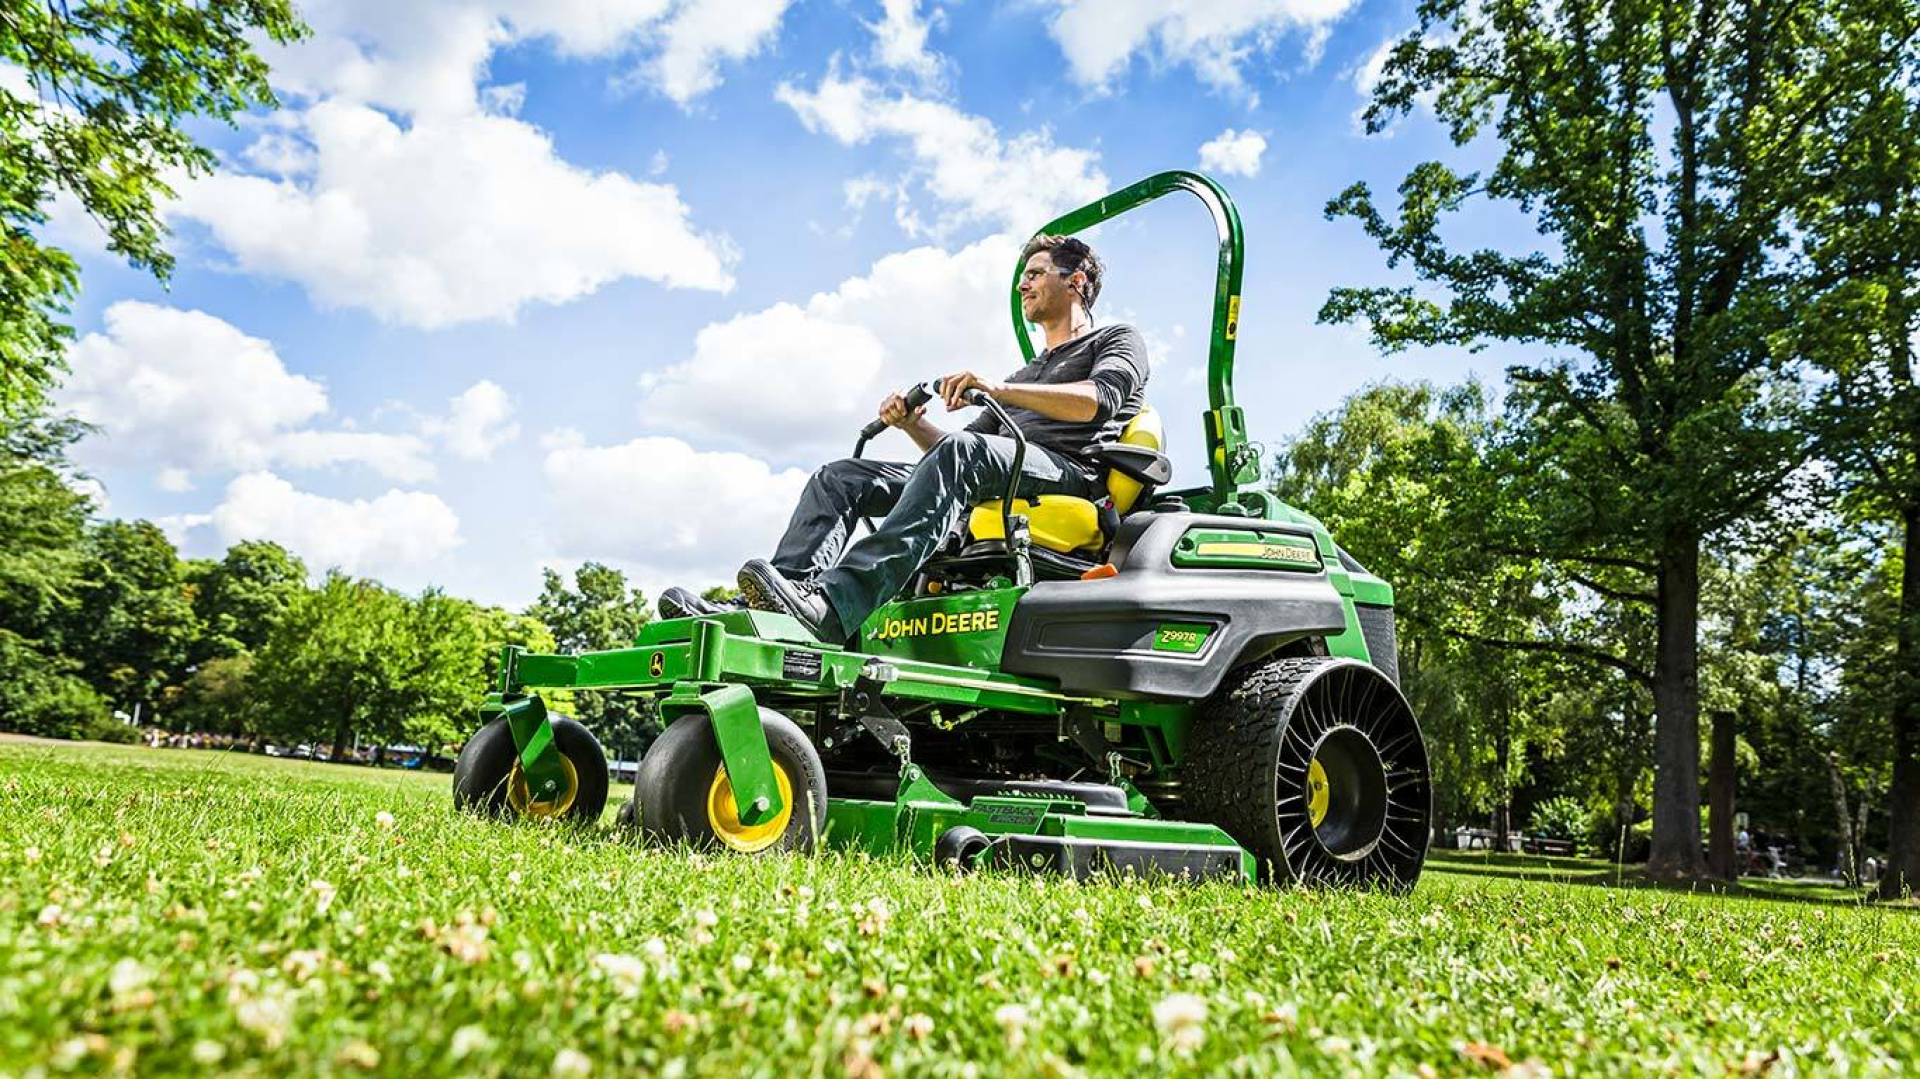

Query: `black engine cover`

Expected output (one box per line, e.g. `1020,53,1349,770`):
1000,512,1349,700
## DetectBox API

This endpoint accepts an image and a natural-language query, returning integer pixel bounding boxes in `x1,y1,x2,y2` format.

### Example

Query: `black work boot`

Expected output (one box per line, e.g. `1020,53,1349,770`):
737,559,845,642
657,586,746,620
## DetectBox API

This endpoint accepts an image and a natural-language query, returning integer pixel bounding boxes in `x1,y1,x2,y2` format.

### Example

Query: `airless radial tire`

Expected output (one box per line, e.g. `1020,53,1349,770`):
1184,656,1431,889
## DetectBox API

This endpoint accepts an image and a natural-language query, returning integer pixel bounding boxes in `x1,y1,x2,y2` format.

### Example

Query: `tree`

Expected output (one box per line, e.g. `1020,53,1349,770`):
1786,0,1920,897
189,540,307,661
1322,0,1884,876
0,411,109,735
1273,382,1590,841
60,518,197,719
172,653,254,736
249,573,410,758
526,563,656,761
248,575,555,761
384,590,555,757
1,0,303,415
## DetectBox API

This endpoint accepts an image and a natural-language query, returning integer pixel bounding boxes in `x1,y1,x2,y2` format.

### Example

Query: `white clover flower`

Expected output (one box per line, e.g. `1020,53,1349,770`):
995,1003,1030,1048
449,1024,494,1060
1153,993,1208,1054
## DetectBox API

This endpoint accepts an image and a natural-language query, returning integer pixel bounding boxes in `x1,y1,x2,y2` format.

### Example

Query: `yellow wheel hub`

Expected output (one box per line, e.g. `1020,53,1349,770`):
1307,758,1330,828
706,762,795,853
508,753,580,819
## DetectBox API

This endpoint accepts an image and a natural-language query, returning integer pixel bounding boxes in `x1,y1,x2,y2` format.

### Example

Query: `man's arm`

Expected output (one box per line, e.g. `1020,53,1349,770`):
942,327,1147,423
949,377,1102,422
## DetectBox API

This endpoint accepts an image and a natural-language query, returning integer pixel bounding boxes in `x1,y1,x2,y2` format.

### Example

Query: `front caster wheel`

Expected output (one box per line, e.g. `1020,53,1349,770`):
635,708,826,854
453,715,610,825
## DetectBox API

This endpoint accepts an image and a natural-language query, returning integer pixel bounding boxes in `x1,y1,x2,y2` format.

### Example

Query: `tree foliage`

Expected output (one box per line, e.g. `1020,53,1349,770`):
188,539,306,662
0,0,304,416
1782,0,1920,898
1321,0,1905,876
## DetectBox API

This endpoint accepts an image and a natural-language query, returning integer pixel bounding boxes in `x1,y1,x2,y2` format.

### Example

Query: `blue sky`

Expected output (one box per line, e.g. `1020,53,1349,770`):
47,0,1528,611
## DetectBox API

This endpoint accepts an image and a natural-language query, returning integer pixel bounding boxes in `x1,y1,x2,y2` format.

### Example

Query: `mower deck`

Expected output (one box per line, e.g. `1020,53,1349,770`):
486,605,1256,882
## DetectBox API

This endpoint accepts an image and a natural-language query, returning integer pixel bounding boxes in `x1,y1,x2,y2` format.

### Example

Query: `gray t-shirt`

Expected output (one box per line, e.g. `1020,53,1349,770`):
964,324,1150,473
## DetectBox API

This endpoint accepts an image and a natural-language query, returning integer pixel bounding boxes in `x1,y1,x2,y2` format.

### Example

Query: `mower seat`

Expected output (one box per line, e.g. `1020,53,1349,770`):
966,406,1169,556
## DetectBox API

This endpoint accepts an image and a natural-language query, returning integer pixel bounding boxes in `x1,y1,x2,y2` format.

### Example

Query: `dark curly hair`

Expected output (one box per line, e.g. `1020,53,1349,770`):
1020,234,1103,314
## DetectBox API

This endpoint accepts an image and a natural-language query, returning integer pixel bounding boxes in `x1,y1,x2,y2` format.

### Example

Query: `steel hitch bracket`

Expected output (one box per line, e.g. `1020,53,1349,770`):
661,680,784,827
840,664,912,760
482,692,569,805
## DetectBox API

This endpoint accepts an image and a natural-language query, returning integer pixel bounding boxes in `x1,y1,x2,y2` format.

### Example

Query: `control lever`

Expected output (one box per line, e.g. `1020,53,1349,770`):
858,381,938,441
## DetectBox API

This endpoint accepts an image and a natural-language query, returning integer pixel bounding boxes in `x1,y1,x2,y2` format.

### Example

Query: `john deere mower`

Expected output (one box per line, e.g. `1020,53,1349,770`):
452,171,1432,889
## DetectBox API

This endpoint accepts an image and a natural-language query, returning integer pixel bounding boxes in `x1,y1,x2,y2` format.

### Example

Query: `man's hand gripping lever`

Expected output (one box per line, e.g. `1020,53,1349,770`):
857,381,938,445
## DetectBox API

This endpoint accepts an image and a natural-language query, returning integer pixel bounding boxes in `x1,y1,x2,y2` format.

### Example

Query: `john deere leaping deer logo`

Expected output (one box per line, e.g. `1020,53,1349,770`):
649,651,665,677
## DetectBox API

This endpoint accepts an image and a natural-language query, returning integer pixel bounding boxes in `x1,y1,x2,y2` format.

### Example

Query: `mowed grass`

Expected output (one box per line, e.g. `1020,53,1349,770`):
1,740,1914,1078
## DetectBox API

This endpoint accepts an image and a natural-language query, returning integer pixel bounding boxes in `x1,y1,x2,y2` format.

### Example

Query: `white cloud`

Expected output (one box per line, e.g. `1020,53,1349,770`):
1198,127,1268,177
260,0,786,116
272,431,437,483
59,301,449,487
154,513,212,548
647,0,792,104
538,435,809,585
1047,0,1358,98
61,302,328,481
425,381,520,461
172,102,734,328
636,235,1012,459
777,72,1107,237
869,0,945,83
172,0,769,327
210,472,463,577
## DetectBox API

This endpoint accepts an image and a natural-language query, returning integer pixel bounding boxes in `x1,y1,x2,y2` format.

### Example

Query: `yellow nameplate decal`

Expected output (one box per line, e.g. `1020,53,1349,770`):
873,607,1002,642
1225,295,1241,340
1196,540,1319,564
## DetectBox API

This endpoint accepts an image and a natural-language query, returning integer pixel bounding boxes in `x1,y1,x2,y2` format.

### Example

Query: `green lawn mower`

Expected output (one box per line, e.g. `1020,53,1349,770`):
452,171,1432,890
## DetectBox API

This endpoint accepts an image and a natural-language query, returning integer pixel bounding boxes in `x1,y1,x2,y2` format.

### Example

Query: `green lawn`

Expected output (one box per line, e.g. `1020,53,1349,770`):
2,739,1913,1078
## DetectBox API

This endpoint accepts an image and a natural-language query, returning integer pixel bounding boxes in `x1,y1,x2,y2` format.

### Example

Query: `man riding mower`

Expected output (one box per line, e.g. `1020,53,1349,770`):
453,171,1433,890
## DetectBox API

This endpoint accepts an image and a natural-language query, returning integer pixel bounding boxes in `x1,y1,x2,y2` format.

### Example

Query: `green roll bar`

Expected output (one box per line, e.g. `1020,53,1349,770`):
1010,170,1260,498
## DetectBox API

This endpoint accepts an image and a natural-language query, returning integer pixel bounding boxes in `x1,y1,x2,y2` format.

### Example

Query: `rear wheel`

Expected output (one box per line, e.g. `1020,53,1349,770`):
635,708,826,854
452,715,610,825
1185,656,1430,889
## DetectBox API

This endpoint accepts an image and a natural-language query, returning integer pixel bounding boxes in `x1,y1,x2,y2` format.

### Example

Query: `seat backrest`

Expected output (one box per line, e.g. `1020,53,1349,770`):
1106,406,1163,515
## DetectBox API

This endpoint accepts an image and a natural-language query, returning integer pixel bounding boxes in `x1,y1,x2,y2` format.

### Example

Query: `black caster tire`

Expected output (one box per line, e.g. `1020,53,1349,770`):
935,825,991,871
616,797,639,830
635,707,826,853
453,715,610,825
1186,656,1431,890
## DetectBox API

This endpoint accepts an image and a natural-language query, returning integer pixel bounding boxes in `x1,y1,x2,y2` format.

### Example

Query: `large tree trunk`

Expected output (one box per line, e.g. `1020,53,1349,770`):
1708,710,1737,881
1880,503,1919,900
1492,724,1512,851
1827,753,1857,886
1649,528,1707,878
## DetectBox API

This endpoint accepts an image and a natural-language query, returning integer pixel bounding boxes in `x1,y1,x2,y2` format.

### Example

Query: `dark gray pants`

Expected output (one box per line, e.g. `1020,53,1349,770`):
770,432,1100,634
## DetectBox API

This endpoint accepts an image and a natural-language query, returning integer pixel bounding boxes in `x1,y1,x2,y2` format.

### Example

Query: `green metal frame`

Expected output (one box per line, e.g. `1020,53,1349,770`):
1012,170,1260,497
